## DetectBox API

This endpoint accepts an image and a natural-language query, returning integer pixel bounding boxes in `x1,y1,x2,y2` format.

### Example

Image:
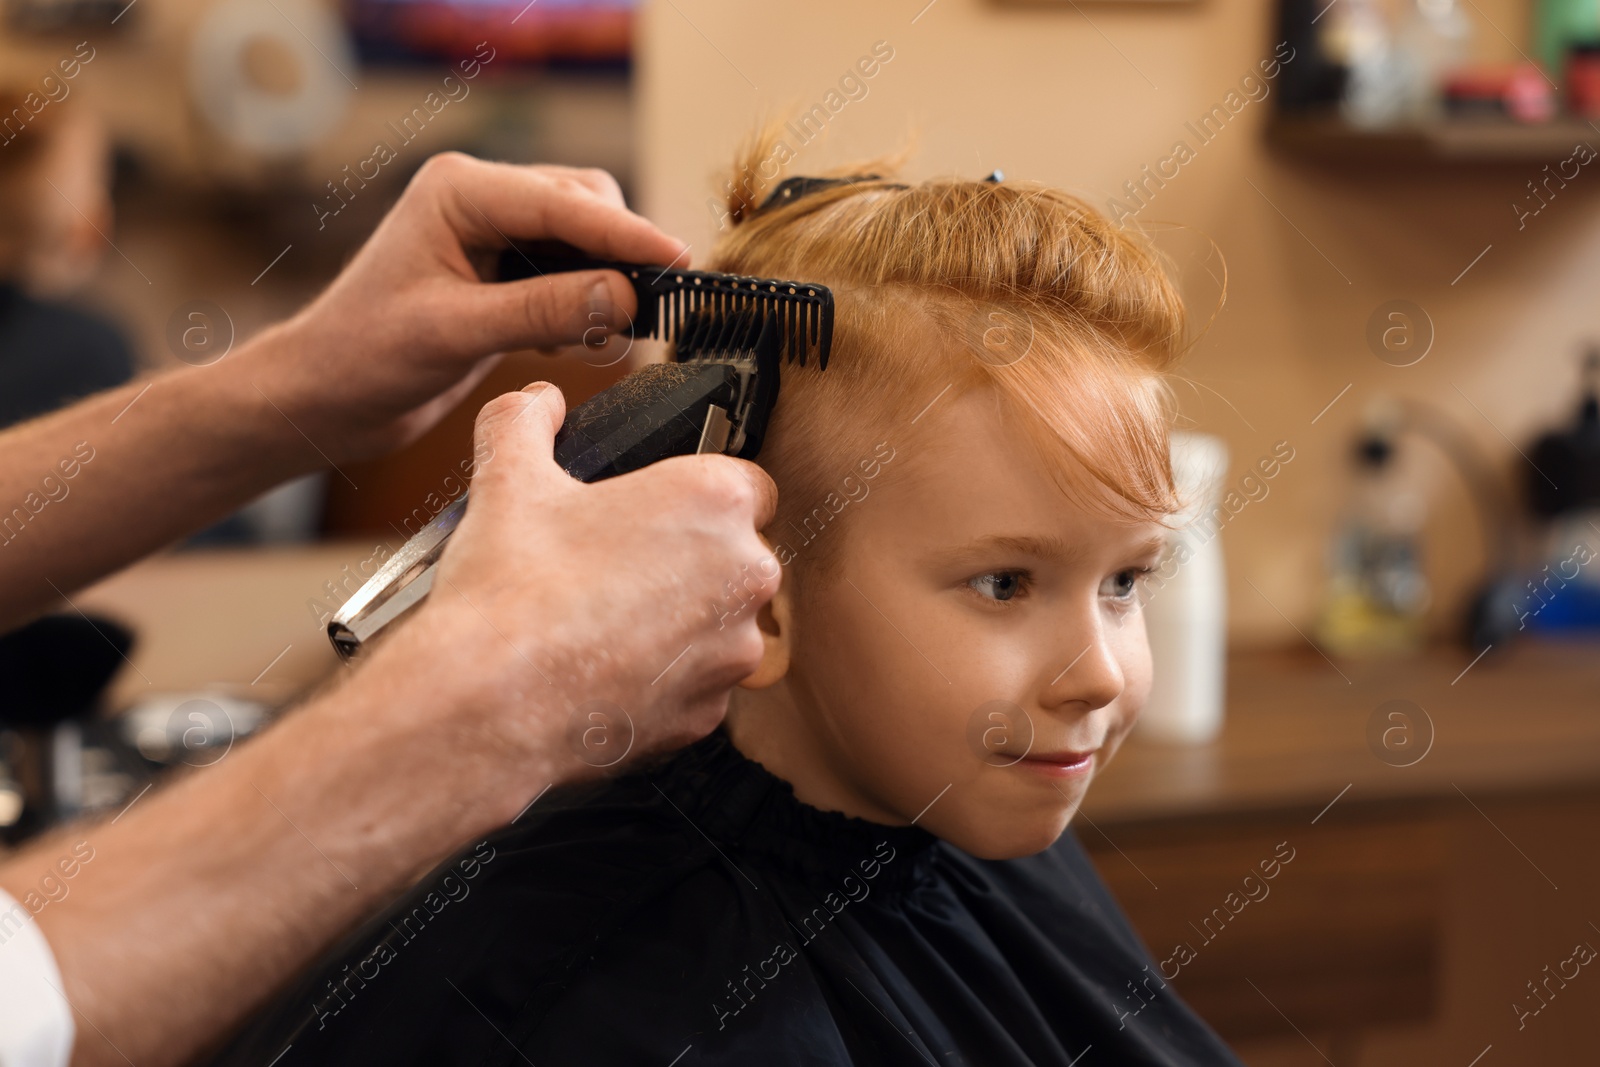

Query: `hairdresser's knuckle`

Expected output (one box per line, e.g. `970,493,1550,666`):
543,169,592,197
734,568,780,617
517,283,569,342
475,391,532,437
416,151,475,190
693,458,759,516
578,167,624,200
732,627,766,675
751,550,783,594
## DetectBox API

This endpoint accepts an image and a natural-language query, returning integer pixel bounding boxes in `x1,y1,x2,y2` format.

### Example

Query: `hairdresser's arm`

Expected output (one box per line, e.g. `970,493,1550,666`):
0,153,685,631
0,383,779,1067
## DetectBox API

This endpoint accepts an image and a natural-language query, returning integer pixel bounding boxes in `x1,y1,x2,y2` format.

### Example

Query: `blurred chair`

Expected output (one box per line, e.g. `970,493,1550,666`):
0,86,134,431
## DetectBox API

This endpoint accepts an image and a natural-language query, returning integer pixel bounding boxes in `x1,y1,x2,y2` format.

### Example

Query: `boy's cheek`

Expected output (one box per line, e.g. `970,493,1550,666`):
1099,700,1141,767
1102,627,1154,758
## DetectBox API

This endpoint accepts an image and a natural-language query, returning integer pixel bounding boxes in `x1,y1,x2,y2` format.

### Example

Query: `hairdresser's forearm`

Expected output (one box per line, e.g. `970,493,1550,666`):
0,325,314,630
5,624,555,1067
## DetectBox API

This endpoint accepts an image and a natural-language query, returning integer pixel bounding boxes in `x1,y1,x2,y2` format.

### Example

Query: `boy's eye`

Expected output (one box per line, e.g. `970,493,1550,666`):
969,571,1026,602
1100,568,1147,601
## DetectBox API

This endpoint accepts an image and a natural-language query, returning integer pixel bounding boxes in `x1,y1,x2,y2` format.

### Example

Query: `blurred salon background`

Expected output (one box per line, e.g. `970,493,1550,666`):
3,0,1600,1062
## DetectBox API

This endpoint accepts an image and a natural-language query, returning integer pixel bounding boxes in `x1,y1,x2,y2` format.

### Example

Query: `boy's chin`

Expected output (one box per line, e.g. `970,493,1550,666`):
939,809,1076,861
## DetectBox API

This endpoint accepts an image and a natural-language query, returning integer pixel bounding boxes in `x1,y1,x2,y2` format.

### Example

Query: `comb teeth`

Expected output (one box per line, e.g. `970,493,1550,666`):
646,271,828,367
676,307,771,362
496,242,833,370
656,273,825,369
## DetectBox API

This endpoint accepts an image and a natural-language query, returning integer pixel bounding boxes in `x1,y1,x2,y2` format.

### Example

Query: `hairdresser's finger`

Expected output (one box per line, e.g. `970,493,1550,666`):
468,382,569,493
653,453,779,534
420,154,687,267
537,165,627,207
720,457,779,531
459,268,638,355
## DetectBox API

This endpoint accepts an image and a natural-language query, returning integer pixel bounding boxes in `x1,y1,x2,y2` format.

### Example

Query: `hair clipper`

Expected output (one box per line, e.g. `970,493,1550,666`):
326,241,834,660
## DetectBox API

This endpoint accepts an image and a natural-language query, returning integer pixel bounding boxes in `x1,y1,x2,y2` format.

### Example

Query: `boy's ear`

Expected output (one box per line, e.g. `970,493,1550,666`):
737,580,791,689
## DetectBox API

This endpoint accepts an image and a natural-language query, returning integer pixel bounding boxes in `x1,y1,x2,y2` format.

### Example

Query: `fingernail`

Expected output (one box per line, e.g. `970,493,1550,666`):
520,381,554,397
585,278,621,338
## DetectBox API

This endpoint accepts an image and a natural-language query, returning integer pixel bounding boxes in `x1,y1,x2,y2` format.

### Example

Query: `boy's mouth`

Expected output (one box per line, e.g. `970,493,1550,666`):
1015,749,1097,778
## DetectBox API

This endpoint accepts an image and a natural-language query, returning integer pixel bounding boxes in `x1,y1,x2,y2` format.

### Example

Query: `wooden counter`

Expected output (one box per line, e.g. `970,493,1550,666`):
73,543,359,709
1087,642,1600,827
1079,644,1600,1065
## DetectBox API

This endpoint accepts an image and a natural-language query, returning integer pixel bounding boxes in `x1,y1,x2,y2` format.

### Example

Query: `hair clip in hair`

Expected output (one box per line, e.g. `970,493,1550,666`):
754,170,1001,216
755,174,886,215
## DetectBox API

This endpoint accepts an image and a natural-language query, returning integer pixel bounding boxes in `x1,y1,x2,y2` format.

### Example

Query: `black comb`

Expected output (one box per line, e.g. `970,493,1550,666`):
496,239,834,369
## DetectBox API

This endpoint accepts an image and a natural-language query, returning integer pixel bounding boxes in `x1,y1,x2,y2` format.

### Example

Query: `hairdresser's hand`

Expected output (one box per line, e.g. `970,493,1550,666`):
366,382,779,803
227,153,688,463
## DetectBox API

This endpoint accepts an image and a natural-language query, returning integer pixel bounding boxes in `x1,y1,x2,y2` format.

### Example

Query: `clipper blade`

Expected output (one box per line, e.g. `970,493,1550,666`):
671,307,783,461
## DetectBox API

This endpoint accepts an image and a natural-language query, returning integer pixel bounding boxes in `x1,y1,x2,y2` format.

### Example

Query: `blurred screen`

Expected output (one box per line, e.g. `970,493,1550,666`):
344,0,635,67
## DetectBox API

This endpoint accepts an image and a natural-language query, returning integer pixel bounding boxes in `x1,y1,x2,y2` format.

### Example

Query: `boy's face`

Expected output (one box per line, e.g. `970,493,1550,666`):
734,387,1165,860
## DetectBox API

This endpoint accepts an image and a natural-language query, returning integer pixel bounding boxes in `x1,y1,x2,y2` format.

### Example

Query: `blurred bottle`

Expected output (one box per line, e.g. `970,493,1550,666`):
1520,348,1600,634
1326,0,1474,127
1330,0,1410,128
1318,402,1432,657
1395,0,1473,121
1140,432,1229,745
1537,0,1600,79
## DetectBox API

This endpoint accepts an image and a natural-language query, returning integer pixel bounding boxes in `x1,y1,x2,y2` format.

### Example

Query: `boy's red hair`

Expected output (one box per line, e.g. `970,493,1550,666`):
708,127,1186,572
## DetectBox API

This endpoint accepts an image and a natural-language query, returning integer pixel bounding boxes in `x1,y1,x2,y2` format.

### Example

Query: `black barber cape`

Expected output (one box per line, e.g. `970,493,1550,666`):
212,731,1244,1066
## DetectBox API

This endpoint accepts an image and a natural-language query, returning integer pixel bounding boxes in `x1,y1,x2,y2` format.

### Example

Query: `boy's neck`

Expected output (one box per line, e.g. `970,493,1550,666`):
724,685,912,827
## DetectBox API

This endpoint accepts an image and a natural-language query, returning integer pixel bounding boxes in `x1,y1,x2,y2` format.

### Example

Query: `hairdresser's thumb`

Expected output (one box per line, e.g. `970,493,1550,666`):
469,382,569,499
464,269,636,354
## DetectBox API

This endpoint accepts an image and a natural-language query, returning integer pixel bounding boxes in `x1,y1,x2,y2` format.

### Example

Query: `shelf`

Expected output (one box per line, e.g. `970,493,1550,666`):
1089,643,1600,826
1266,112,1600,166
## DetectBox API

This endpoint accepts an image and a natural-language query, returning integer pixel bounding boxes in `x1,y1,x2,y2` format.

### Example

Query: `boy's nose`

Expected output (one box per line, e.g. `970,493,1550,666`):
1040,626,1124,714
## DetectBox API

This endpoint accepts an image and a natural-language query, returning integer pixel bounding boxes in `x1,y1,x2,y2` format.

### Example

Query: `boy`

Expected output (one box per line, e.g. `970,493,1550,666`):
211,143,1241,1066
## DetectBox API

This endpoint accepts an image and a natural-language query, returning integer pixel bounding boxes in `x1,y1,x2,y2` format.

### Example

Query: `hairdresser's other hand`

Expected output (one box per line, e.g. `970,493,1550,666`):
367,382,780,802
227,153,688,464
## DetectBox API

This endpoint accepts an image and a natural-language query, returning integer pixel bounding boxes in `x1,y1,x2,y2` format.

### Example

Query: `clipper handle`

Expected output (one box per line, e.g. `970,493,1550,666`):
327,363,742,660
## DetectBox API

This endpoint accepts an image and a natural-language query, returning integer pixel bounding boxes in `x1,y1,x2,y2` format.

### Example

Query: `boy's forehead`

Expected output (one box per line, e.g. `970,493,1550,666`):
871,390,1150,542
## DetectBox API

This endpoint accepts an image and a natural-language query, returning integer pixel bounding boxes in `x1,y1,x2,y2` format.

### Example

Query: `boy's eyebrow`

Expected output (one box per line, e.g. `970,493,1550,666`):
931,532,1167,565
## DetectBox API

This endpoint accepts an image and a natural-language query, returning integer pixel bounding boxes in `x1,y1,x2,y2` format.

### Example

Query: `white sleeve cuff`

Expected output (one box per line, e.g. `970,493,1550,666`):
0,887,74,1067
